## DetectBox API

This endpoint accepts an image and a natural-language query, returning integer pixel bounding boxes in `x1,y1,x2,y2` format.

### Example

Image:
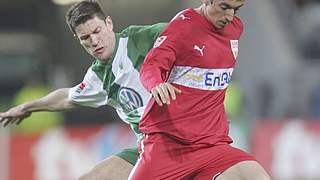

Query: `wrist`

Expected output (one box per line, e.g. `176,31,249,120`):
20,103,30,113
22,101,38,113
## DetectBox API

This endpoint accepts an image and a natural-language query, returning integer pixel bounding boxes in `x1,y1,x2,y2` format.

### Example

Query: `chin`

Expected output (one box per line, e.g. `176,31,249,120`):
215,24,224,29
93,53,106,60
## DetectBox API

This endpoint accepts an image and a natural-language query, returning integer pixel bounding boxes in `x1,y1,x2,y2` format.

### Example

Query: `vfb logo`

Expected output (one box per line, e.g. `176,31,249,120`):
118,87,143,112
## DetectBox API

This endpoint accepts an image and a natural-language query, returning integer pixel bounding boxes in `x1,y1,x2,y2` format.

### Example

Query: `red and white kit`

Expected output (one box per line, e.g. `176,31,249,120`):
130,8,255,180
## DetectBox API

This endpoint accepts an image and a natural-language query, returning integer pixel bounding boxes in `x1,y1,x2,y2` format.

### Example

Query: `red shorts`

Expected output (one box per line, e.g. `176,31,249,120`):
129,133,256,180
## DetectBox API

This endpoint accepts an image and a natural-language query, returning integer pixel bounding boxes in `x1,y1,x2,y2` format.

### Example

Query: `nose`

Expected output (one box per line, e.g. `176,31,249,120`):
225,9,235,22
90,34,99,47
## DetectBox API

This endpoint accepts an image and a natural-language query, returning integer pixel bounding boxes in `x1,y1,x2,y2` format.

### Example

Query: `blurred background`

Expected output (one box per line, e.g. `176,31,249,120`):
1,0,320,179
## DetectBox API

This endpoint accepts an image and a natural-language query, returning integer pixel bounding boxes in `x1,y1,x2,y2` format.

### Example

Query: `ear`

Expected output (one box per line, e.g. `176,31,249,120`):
105,16,113,31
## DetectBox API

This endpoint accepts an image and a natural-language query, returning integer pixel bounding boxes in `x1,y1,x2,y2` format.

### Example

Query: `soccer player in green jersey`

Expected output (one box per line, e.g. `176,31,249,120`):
0,0,165,179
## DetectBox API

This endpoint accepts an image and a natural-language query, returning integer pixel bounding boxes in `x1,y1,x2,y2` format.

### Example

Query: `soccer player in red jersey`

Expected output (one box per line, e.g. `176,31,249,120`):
129,0,271,179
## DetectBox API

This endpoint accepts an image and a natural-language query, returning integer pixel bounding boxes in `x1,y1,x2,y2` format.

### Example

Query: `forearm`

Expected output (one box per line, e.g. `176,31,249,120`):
21,88,78,113
140,54,175,91
140,65,164,92
140,32,179,91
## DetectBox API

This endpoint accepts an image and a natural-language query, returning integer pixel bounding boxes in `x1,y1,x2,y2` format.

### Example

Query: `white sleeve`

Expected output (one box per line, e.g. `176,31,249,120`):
68,68,108,108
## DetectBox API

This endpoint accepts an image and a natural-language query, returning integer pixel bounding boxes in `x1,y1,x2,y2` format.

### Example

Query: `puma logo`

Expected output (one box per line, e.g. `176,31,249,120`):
180,14,191,20
194,45,205,56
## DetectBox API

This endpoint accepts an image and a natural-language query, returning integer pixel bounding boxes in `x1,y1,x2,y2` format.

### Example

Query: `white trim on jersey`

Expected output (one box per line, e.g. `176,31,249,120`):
168,66,234,91
68,68,108,108
212,172,222,180
170,9,190,22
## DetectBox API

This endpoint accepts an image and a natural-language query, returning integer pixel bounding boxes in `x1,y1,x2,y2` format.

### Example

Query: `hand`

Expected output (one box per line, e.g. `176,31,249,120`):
0,105,31,127
150,82,182,106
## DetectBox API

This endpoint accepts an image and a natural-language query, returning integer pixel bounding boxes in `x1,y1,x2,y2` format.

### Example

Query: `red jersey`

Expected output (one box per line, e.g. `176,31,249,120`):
139,8,244,145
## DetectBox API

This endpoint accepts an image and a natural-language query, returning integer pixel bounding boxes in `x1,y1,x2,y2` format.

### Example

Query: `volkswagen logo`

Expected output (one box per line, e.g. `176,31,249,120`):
118,87,143,112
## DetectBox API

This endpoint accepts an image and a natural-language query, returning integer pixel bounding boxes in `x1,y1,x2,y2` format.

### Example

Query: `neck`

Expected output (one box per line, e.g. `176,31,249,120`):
194,4,220,31
99,59,109,64
195,4,209,19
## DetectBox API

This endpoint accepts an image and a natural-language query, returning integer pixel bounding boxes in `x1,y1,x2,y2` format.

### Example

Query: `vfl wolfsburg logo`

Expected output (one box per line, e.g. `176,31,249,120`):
118,87,143,112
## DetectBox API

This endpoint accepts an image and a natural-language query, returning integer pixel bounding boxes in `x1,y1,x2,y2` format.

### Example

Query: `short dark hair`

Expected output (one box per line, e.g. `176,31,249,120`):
66,0,106,35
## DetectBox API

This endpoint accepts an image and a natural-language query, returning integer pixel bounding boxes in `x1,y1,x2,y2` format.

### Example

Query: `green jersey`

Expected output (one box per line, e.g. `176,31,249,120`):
68,23,166,141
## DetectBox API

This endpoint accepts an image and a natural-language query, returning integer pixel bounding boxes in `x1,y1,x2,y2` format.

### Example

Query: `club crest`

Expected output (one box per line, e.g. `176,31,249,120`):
230,40,239,60
118,87,143,112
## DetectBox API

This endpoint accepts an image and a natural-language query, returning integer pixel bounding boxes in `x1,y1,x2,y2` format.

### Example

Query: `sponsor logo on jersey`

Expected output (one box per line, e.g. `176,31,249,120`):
230,40,239,59
204,71,232,87
76,82,86,93
168,66,233,91
80,82,86,90
179,14,191,20
194,45,205,56
153,36,167,48
118,87,143,112
184,72,203,82
170,9,189,22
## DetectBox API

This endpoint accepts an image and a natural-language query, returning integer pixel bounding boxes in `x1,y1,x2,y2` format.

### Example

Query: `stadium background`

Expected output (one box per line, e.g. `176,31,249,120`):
1,0,320,179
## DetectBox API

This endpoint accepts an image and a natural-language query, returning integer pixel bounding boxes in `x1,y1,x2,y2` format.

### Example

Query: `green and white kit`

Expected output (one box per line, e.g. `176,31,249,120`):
68,23,166,164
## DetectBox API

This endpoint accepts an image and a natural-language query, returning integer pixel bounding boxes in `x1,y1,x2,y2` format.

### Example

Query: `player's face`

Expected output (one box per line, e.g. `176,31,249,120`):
203,0,245,29
75,16,115,62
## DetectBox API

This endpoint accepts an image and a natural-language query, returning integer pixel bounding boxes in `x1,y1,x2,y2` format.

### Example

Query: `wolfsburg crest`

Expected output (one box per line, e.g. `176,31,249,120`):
230,40,239,60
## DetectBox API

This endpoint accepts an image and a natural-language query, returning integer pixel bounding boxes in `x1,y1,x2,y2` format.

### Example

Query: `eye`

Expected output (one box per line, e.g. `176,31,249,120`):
93,27,101,34
220,5,229,11
80,35,89,40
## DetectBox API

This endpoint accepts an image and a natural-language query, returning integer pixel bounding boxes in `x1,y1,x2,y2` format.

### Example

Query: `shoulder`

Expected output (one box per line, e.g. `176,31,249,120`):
164,8,197,36
232,16,244,28
221,16,244,38
118,23,168,56
120,23,167,38
230,16,244,34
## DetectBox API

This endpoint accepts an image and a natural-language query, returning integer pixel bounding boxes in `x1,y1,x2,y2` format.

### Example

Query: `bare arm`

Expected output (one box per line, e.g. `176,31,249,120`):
24,88,78,112
0,88,79,127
